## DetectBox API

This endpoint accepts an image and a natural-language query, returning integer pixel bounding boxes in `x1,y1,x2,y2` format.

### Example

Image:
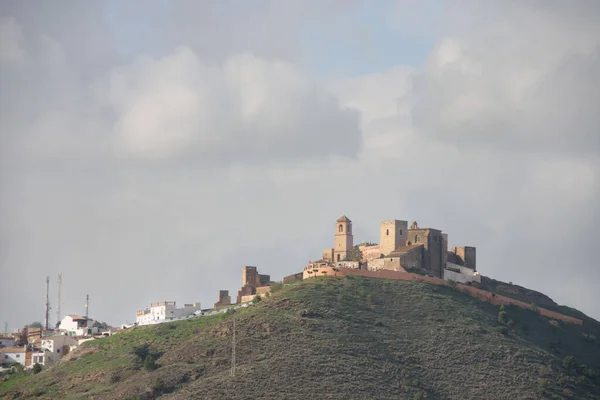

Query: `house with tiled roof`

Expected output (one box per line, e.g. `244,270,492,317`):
0,346,31,367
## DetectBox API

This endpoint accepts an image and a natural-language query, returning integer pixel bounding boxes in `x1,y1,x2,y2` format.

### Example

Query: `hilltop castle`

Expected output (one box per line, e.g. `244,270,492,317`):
314,215,478,283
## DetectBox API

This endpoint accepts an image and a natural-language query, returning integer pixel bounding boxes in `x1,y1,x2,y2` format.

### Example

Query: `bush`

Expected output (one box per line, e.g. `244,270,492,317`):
270,282,283,293
32,363,42,374
252,295,262,304
528,303,539,313
581,333,596,343
496,326,509,335
562,356,577,372
143,355,158,371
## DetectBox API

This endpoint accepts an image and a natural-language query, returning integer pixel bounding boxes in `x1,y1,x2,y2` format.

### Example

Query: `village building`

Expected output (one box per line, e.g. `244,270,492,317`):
58,315,99,336
135,301,201,326
0,336,15,348
41,335,78,365
0,346,30,367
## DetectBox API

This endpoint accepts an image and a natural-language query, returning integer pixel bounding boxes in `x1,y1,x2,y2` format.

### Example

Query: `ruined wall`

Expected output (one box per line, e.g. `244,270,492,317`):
214,290,231,308
242,266,260,287
359,244,382,261
302,267,582,325
283,272,303,284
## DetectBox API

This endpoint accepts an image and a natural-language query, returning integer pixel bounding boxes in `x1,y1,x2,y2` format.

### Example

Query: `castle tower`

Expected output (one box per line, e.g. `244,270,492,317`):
379,220,408,256
334,216,353,262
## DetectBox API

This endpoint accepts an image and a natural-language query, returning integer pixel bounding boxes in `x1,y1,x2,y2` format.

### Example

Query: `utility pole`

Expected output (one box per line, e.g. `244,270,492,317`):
4,322,7,336
56,273,62,327
44,276,51,331
85,294,89,320
230,317,236,376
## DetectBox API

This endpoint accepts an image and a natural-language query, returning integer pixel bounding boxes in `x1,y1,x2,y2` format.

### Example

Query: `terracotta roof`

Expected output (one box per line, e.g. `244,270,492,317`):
0,346,26,353
336,215,352,223
389,244,423,256
66,315,87,321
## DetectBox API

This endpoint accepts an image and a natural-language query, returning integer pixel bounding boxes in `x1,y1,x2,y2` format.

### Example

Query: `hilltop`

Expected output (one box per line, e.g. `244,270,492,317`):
1,277,600,399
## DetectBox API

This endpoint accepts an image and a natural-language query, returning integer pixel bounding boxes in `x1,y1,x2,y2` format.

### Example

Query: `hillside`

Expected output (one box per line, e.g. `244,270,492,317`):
2,276,600,399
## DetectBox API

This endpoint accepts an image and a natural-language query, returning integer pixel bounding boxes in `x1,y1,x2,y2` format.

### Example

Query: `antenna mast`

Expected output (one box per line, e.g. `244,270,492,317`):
4,322,7,336
56,273,62,326
85,294,89,320
44,276,51,331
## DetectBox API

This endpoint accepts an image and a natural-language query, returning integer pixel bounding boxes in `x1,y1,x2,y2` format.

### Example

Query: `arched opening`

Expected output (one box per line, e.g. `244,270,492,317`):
337,254,341,261
386,229,389,236
338,224,343,233
399,229,403,235
415,235,420,243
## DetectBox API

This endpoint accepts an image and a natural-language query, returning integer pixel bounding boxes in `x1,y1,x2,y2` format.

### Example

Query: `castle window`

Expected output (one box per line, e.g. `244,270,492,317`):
338,224,343,233
399,229,403,235
415,235,420,243
337,254,341,261
386,229,389,236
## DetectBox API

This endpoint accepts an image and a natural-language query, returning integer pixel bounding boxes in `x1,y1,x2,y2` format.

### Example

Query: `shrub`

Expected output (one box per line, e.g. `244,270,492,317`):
496,326,509,335
152,377,164,393
252,295,262,304
528,303,539,313
581,333,596,343
270,282,283,293
32,363,42,374
562,356,577,372
143,355,158,371
264,291,270,298
498,311,513,326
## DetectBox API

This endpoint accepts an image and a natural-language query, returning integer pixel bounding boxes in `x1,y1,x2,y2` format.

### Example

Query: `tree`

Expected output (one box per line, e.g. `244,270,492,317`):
32,363,42,374
343,246,363,262
26,322,42,328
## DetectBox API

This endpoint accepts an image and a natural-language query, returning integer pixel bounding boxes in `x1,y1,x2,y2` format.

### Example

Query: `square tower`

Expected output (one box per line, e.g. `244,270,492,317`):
334,215,353,262
380,220,408,256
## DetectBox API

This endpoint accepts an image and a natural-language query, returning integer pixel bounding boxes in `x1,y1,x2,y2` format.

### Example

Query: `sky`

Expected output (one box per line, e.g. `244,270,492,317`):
0,0,599,329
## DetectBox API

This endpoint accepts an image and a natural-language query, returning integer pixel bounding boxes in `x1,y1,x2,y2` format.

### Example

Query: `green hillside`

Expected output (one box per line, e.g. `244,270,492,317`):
2,277,600,399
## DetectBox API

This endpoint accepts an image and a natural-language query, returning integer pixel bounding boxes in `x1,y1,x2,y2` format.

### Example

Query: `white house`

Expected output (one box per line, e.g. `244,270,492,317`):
136,301,201,326
0,346,29,367
0,336,16,348
58,315,99,336
31,350,46,366
444,262,481,284
41,335,78,364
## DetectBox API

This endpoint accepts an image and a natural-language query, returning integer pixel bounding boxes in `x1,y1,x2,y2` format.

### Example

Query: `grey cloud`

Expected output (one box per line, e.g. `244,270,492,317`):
1,1,599,331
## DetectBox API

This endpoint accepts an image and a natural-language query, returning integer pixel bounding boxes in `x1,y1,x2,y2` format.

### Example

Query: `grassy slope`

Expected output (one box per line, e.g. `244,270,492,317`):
2,277,600,400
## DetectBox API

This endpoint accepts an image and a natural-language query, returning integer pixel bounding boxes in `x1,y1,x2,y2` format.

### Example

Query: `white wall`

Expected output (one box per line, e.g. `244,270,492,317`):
41,335,77,363
1,349,26,366
444,262,481,284
136,302,201,326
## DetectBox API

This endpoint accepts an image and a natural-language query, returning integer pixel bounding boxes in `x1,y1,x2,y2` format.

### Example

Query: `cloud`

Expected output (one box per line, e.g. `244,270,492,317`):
1,0,599,330
104,47,361,162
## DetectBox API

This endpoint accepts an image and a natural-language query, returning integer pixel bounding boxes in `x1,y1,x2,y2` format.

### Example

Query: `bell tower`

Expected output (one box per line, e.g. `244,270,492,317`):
334,215,353,262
